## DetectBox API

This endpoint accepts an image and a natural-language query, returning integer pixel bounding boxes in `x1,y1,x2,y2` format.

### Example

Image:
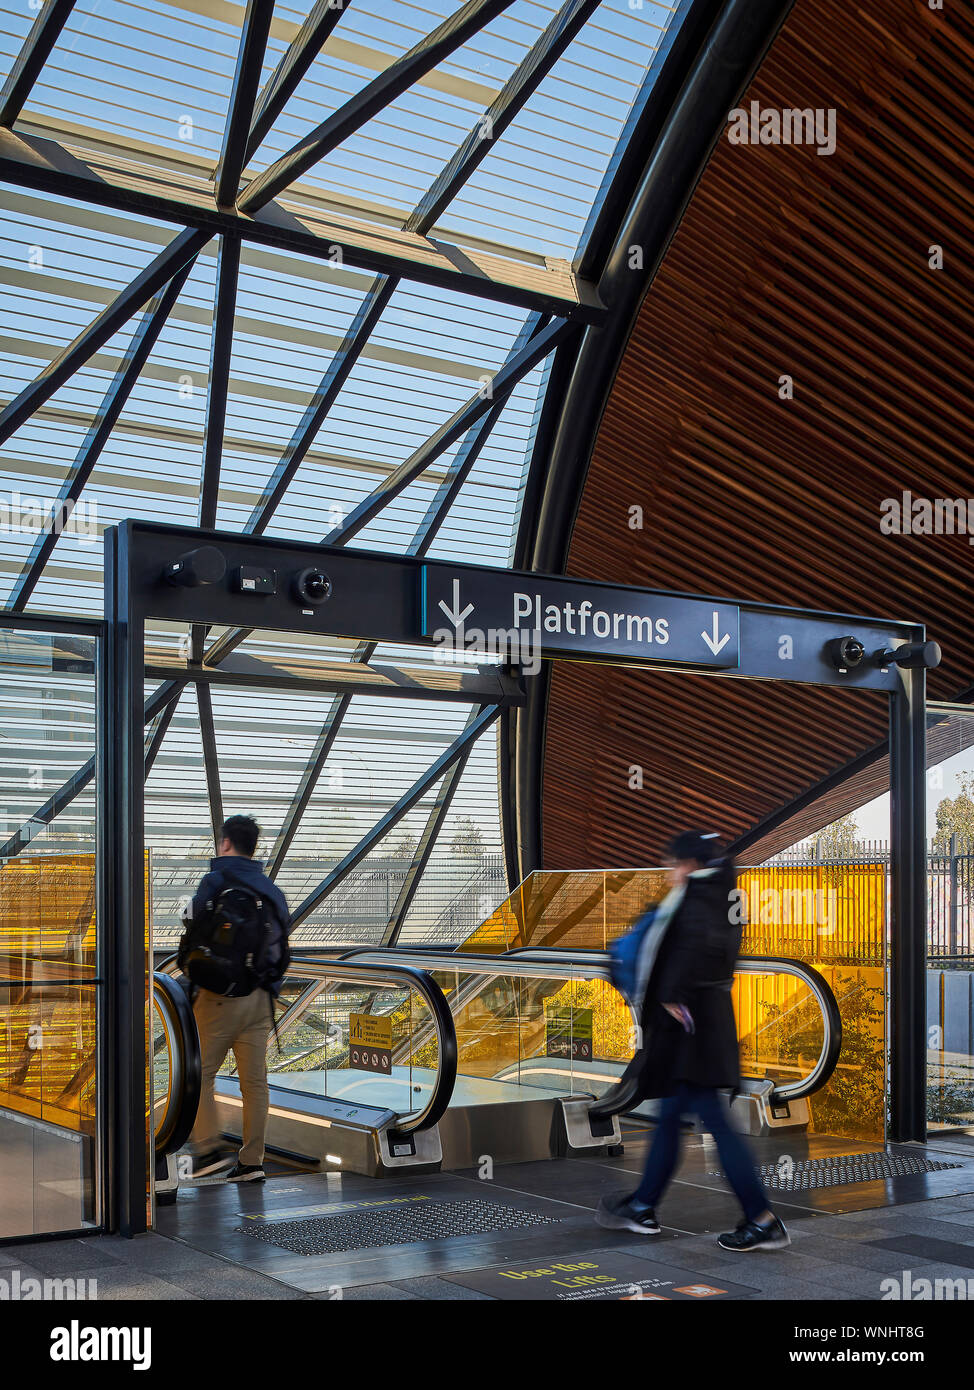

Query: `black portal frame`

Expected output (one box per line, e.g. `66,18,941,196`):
101,518,930,1235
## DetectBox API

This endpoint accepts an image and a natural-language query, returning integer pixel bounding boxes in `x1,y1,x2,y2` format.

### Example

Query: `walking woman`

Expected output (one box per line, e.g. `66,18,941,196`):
598,830,789,1251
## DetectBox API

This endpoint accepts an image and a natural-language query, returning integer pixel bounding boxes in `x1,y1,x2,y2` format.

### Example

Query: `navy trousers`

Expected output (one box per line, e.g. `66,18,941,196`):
634,1082,769,1222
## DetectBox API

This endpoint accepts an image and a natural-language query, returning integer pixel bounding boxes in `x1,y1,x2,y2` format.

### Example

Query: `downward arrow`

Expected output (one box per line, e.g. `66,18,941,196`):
701,611,731,656
438,578,474,630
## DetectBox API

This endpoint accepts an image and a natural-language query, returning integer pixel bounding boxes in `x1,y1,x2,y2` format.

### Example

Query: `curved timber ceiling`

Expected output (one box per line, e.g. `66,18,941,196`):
541,0,974,868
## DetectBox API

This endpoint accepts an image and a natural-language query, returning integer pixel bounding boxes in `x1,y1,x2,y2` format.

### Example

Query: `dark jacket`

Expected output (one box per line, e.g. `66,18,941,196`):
627,860,741,1098
185,856,291,997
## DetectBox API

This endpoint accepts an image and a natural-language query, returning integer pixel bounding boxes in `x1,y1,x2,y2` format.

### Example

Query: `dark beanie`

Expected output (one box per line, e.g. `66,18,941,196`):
665,830,723,863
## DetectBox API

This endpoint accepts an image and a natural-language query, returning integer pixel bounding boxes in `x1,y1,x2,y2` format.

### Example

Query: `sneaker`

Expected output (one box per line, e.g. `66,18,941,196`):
595,1194,661,1235
717,1214,790,1251
225,1162,265,1183
188,1150,233,1180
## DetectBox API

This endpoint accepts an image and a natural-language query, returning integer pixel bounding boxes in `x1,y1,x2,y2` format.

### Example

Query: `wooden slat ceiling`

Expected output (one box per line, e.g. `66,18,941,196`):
542,0,974,869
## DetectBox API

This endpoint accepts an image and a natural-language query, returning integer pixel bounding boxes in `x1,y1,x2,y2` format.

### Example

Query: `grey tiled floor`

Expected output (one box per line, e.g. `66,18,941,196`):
6,1131,974,1300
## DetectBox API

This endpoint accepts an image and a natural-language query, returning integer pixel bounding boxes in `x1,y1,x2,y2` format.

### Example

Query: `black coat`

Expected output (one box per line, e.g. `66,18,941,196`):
625,862,742,1099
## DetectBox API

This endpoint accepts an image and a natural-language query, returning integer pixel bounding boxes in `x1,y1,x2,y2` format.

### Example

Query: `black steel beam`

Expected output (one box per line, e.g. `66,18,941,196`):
407,0,601,235
325,316,574,545
8,261,196,612
266,695,352,879
498,705,519,893
0,128,603,322
246,0,349,164
214,0,275,206
576,0,722,281
0,756,94,859
0,0,77,127
246,274,397,535
196,683,224,849
265,639,375,880
103,525,149,1236
0,610,102,636
291,704,501,927
889,671,928,1142
513,0,796,879
0,226,210,446
199,235,240,529
238,0,517,213
146,652,524,703
143,687,181,775
384,706,481,945
535,0,795,574
191,235,239,662
409,310,546,556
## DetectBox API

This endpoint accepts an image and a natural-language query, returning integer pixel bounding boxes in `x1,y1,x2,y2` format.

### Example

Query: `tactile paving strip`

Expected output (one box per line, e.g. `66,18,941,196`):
708,1152,962,1191
237,1198,562,1255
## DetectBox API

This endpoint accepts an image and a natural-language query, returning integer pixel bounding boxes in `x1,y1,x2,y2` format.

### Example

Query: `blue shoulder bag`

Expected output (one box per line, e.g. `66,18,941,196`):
607,906,658,1003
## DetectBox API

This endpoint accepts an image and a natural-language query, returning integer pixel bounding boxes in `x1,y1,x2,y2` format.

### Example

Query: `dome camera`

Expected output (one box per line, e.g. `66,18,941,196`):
825,636,865,671
293,567,332,607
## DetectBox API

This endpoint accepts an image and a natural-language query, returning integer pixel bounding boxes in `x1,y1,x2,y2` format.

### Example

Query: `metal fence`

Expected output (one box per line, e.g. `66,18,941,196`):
151,840,974,960
765,838,974,964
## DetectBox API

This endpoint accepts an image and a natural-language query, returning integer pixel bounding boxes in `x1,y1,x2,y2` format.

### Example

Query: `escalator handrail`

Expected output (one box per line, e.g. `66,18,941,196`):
153,971,201,1157
340,945,614,982
285,956,458,1138
726,955,842,1103
507,948,842,1105
342,945,841,1107
508,948,842,1110
157,944,838,1125
158,956,459,1139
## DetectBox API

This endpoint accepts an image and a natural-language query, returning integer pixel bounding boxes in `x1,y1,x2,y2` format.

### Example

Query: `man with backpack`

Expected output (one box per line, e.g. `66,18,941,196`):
178,815,291,1182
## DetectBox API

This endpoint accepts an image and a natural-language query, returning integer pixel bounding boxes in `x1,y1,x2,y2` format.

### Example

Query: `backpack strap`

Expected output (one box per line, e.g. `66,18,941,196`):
269,991,283,1055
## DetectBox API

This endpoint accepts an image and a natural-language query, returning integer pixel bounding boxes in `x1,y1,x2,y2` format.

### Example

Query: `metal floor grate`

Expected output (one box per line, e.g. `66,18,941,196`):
713,1152,962,1191
237,1198,562,1256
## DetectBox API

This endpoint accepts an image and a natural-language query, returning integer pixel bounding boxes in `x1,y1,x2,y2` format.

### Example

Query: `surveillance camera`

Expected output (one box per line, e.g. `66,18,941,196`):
163,546,226,588
293,567,332,606
874,640,942,670
825,636,865,671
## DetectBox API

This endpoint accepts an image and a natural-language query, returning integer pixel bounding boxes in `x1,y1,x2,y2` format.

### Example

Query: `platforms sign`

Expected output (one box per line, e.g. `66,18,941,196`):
420,566,740,669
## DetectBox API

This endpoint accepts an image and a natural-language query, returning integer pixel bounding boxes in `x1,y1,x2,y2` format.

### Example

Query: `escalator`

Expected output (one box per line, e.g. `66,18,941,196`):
151,956,459,1185
152,946,842,1186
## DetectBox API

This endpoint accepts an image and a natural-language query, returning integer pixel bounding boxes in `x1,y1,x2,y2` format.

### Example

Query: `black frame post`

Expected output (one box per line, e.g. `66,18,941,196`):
889,666,928,1143
105,523,150,1235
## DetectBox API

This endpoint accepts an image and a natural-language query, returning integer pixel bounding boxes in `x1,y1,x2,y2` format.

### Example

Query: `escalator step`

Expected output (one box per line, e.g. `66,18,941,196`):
236,1197,561,1256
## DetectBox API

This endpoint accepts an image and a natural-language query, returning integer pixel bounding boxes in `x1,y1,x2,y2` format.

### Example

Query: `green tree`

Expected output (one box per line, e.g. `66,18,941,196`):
932,774,974,852
391,834,418,860
805,812,861,859
451,817,484,857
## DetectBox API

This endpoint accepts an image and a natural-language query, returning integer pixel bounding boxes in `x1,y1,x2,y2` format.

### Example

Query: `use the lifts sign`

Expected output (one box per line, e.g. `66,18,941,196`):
420,566,740,670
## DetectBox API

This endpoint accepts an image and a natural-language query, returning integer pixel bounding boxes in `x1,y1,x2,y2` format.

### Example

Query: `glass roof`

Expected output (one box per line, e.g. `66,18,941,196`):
0,0,690,941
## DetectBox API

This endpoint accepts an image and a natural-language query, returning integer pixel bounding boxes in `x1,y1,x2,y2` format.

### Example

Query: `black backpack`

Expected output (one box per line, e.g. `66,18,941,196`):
178,871,286,998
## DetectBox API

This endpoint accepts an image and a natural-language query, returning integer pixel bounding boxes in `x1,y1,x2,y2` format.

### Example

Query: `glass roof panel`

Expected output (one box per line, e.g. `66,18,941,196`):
0,0,694,919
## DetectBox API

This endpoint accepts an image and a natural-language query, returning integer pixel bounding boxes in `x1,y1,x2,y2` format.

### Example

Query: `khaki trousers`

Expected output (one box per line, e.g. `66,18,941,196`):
189,988,272,1165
